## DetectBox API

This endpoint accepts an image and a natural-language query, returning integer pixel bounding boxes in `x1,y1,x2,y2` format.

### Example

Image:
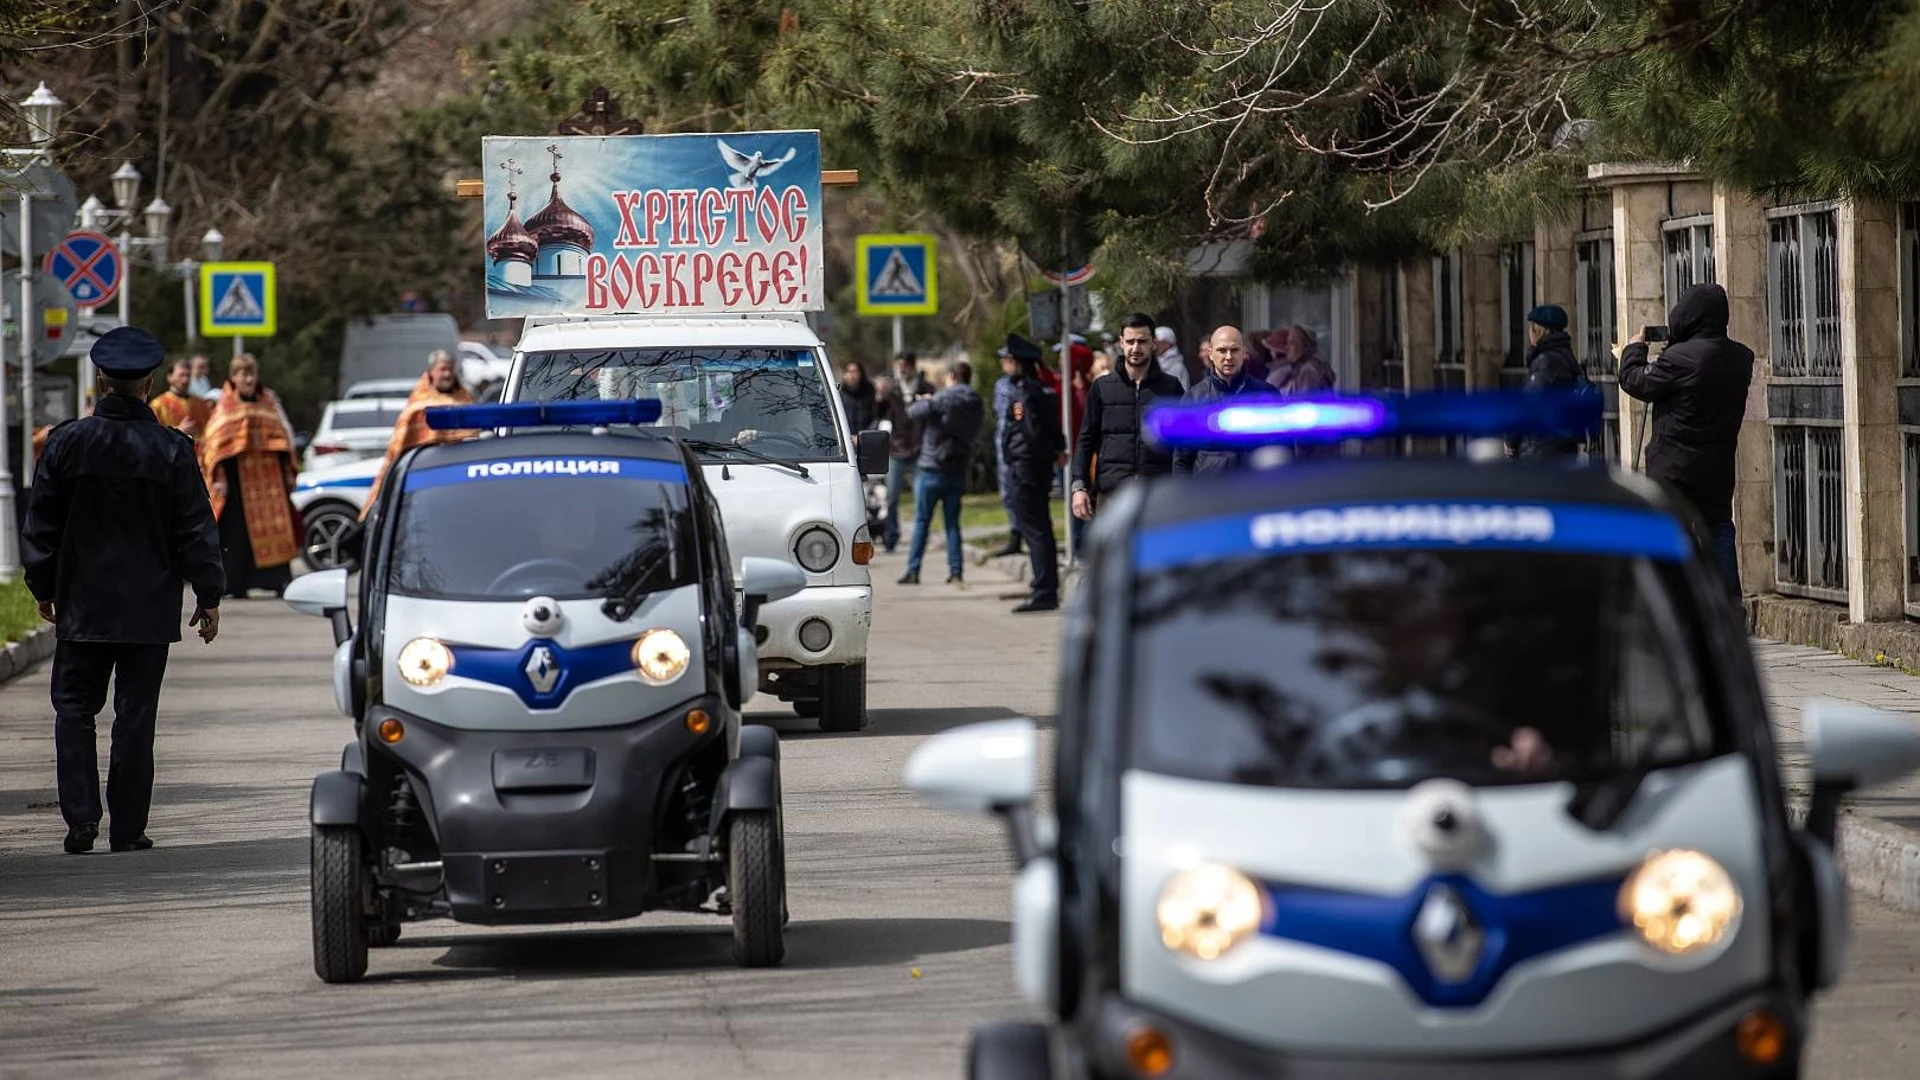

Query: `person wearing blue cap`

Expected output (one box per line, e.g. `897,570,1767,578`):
1505,304,1586,461
21,326,225,855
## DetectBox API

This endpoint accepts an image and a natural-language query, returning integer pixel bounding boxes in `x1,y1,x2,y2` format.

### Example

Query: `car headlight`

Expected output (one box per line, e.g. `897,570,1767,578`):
1156,863,1265,960
633,628,690,685
1619,849,1742,956
793,525,840,573
396,637,452,688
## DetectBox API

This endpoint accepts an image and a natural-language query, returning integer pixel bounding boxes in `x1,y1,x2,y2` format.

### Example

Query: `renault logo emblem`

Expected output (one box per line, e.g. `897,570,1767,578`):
1412,883,1485,984
524,646,561,694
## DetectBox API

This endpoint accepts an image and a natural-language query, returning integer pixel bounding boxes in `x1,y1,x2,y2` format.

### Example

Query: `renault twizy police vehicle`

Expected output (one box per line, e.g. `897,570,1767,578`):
906,392,1920,1079
283,398,807,984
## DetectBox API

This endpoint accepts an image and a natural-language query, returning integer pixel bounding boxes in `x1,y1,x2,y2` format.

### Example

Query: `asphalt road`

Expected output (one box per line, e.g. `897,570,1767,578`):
0,557,1917,1079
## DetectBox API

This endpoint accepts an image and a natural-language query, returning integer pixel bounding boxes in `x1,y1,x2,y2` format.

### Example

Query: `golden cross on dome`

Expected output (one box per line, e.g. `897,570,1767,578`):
546,143,563,181
499,157,522,200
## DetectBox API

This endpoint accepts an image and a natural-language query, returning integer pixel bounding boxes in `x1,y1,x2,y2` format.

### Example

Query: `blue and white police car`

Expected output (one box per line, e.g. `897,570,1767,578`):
284,399,807,983
291,455,380,571
906,392,1920,1079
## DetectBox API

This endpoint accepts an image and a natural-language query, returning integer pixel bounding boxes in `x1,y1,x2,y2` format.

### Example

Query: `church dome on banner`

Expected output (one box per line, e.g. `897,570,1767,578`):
526,147,594,281
486,190,539,287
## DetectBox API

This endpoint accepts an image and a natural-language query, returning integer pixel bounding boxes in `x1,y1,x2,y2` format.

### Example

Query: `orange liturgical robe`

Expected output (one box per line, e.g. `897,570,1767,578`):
200,384,301,590
149,389,214,437
359,373,481,518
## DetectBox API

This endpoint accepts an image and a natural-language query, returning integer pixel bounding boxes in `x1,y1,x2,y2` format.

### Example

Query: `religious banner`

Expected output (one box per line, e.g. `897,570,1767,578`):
481,131,824,318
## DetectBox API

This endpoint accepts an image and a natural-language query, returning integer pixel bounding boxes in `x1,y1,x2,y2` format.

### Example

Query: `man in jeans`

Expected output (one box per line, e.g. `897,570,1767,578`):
899,361,984,586
873,354,925,553
1618,283,1754,600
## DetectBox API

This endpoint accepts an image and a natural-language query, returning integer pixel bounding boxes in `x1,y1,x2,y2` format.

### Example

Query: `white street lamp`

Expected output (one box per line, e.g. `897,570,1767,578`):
142,197,171,243
76,194,103,228
21,82,61,149
110,162,141,210
202,227,224,262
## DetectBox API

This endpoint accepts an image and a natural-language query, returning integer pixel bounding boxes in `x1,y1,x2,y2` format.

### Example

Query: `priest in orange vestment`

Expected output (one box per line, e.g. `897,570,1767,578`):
199,354,301,598
359,350,480,518
148,359,214,437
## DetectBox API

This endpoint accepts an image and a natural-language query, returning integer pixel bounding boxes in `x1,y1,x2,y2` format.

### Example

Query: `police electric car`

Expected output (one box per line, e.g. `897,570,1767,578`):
283,399,807,984
906,392,1920,1079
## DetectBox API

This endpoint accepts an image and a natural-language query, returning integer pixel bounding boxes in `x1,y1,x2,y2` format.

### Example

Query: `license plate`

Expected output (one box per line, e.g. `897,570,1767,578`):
491,747,594,792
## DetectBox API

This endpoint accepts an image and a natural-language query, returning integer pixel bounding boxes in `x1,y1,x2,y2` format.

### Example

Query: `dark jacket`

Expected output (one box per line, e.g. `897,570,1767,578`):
874,381,924,461
1266,354,1337,397
1618,284,1755,524
909,382,985,475
1509,329,1584,460
840,378,877,433
22,393,225,643
1002,371,1065,487
1171,370,1280,476
1071,363,1185,496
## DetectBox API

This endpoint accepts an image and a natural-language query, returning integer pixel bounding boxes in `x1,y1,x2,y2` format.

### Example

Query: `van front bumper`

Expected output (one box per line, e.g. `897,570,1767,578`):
1079,989,1801,1079
753,583,870,671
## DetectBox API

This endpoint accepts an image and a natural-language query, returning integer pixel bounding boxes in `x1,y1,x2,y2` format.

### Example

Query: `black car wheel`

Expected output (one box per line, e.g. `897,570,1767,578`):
968,1022,1055,1080
729,809,785,968
817,661,869,732
303,501,360,571
311,824,370,983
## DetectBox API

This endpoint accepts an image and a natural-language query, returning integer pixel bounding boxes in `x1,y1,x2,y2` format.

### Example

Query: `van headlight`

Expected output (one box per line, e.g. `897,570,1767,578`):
1619,849,1742,956
633,628,690,685
1156,863,1265,960
793,525,840,573
396,637,452,687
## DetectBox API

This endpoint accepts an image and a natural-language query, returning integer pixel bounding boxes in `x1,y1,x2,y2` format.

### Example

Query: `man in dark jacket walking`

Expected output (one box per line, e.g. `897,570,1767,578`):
873,357,925,553
22,327,225,854
1000,336,1066,612
1618,283,1754,599
1507,305,1585,461
1072,312,1184,522
1172,326,1279,476
900,361,985,586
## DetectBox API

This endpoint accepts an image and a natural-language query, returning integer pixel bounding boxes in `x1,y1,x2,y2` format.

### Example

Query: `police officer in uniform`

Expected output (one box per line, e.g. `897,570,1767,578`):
22,327,225,854
1000,334,1065,613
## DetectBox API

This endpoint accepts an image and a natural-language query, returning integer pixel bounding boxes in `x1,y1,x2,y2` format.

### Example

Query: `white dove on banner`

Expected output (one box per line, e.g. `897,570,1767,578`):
717,140,798,190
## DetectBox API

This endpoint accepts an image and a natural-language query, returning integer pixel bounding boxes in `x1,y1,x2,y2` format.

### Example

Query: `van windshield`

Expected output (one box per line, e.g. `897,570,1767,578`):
518,347,843,464
1129,547,1727,789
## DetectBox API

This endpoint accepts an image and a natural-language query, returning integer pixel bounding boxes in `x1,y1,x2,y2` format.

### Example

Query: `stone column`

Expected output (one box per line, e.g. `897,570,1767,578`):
1535,218,1577,313
1609,178,1673,470
1349,265,1391,391
1714,184,1773,597
1462,244,1505,389
1398,260,1436,393
1839,199,1905,621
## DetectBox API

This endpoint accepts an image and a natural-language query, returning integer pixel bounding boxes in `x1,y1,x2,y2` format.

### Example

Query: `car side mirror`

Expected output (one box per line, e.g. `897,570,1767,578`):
285,567,353,646
739,556,807,630
856,428,890,477
904,718,1041,866
1804,699,1920,844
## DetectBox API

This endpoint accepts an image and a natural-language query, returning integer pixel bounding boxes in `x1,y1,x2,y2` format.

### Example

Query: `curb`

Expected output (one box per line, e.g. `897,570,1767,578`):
1832,812,1920,915
0,626,55,685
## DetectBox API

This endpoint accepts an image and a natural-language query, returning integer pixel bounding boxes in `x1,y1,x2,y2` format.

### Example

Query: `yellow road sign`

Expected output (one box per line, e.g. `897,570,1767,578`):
199,261,277,337
855,234,937,316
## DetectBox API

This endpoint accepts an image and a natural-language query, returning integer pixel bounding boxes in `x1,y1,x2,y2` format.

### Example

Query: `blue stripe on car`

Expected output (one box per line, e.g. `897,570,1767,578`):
447,637,639,709
1261,872,1626,1009
1134,501,1691,572
404,457,689,492
297,476,375,491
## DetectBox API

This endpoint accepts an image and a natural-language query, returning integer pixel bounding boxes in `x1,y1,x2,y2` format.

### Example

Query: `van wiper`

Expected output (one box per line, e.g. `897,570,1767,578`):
1566,762,1657,831
683,438,809,479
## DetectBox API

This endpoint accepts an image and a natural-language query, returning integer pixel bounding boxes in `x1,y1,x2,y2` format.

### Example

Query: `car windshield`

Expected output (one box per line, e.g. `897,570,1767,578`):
517,347,843,463
386,456,699,602
1129,548,1725,789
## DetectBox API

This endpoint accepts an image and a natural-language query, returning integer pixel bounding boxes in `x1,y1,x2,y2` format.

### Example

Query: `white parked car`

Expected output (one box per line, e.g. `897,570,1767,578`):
302,397,409,472
502,315,891,732
342,378,419,401
293,456,381,570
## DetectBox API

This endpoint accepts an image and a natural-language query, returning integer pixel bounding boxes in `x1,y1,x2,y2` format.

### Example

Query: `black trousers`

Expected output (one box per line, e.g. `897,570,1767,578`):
52,640,170,841
1010,479,1059,604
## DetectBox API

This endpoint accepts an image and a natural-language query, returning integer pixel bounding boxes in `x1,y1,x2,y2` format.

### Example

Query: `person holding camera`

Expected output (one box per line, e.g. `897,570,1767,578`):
1618,283,1754,600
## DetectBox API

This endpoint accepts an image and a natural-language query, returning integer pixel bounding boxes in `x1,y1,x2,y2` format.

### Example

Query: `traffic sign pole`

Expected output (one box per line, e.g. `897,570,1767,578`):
892,316,903,357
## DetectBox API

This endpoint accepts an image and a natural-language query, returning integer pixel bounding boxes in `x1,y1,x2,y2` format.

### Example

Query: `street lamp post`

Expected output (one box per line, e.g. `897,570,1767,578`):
76,163,171,418
0,82,65,580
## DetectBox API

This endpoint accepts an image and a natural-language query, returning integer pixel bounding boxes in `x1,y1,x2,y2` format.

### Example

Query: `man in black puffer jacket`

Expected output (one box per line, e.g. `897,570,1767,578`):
1506,304,1585,461
1071,312,1185,521
1619,283,1754,600
1171,326,1278,476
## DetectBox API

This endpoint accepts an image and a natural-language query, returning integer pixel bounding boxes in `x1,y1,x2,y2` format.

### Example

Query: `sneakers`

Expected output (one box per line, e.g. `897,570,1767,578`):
110,835,154,853
897,571,920,585
1012,597,1060,614
63,823,97,854
946,573,965,587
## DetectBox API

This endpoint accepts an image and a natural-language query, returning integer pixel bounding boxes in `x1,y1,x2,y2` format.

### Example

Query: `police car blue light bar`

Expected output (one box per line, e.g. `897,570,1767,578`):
1144,390,1601,448
424,398,665,431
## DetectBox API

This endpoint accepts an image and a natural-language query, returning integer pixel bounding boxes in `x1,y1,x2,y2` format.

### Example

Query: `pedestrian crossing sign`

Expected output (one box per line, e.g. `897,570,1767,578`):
855,234,937,316
198,261,277,337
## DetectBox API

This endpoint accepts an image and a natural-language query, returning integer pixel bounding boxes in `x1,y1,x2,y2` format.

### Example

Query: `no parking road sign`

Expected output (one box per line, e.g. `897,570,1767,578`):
199,261,277,337
44,230,124,308
855,234,937,316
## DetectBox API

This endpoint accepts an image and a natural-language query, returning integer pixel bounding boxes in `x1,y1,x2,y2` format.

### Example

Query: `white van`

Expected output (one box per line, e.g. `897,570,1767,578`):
502,315,887,731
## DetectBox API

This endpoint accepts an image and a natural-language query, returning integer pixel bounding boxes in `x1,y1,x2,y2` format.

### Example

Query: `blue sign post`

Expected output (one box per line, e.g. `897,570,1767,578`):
43,230,123,308
855,233,937,355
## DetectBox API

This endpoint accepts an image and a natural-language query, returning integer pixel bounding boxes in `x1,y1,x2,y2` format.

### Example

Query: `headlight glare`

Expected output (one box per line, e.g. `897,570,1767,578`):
794,525,840,573
633,628,690,685
1156,863,1264,960
396,637,452,687
1619,848,1742,956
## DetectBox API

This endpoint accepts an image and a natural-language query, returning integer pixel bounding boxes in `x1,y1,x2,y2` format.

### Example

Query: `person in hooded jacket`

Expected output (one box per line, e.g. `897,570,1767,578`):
839,361,877,433
1266,325,1337,396
1071,312,1184,522
1172,325,1279,476
1505,305,1585,461
1618,283,1754,599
